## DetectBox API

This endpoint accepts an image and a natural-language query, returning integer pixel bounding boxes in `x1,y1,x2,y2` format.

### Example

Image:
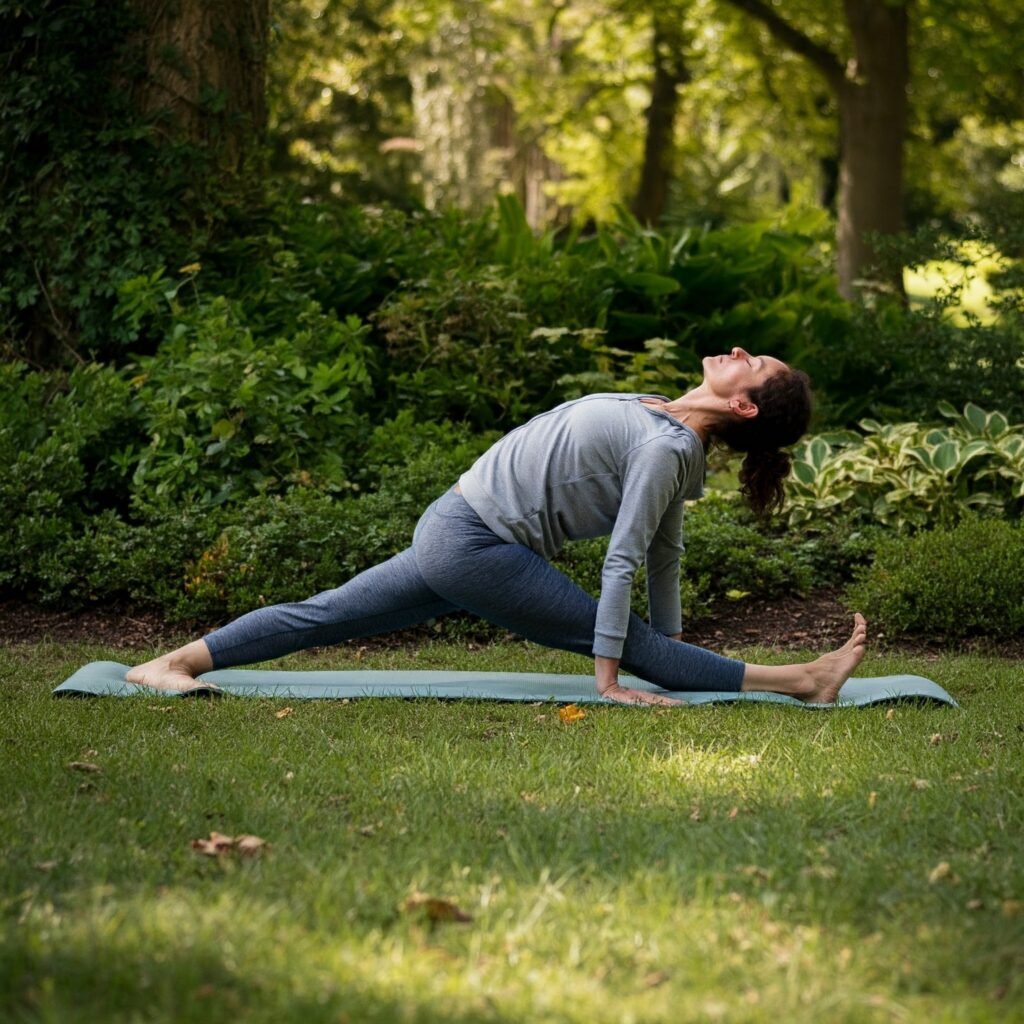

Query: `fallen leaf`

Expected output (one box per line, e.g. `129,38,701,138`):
34,860,58,872
643,970,671,989
885,708,896,720
191,831,236,857
911,778,931,790
928,861,952,884
559,704,586,724
867,791,878,809
275,707,293,719
234,834,267,857
966,898,984,911
67,761,101,773
1002,900,1022,917
929,733,943,746
403,893,473,923
728,806,740,820
190,831,268,858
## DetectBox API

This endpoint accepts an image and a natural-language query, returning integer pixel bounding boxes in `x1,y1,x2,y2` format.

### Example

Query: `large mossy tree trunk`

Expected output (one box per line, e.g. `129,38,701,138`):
127,0,269,169
725,0,909,299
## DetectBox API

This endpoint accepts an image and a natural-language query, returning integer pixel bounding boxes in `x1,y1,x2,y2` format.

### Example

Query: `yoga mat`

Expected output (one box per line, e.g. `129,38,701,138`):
53,662,958,708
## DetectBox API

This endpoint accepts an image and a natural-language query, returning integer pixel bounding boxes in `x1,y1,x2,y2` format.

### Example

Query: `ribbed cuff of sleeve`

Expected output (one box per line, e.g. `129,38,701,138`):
592,633,626,659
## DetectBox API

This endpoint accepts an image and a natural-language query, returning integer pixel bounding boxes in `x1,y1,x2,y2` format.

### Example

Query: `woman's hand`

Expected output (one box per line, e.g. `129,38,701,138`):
594,656,684,706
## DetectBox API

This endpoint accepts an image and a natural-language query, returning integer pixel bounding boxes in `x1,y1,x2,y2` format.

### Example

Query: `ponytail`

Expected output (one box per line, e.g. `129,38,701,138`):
713,369,812,518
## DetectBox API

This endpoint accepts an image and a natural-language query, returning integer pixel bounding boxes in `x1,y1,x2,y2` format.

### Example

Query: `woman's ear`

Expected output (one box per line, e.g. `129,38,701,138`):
728,396,759,420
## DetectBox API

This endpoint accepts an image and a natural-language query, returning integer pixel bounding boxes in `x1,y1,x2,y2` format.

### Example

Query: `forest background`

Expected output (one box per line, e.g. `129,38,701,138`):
1,0,1023,641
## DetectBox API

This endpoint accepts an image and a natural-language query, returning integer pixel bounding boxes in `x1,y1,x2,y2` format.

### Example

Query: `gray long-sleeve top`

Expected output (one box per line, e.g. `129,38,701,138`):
458,393,706,659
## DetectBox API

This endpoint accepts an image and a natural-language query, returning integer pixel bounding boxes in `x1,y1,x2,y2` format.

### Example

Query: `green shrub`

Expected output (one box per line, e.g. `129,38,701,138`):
122,289,375,506
803,227,1024,427
844,518,1024,638
683,493,814,601
554,493,813,627
787,404,1024,531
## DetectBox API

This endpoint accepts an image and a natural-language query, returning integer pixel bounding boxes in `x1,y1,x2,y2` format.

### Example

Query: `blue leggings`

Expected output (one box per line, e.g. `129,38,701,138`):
203,489,745,692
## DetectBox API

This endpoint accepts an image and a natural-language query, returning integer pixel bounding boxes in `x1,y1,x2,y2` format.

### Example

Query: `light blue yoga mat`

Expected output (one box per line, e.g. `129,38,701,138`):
53,662,958,707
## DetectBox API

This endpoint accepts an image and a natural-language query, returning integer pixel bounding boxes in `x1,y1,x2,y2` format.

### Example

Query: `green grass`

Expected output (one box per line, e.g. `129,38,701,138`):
2,639,1022,1023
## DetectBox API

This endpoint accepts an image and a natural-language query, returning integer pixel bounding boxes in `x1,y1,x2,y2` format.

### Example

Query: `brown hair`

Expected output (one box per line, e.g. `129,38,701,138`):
711,369,812,517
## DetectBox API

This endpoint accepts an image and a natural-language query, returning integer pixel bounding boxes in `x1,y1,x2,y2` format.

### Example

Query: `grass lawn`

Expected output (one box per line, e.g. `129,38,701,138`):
1,639,1021,1023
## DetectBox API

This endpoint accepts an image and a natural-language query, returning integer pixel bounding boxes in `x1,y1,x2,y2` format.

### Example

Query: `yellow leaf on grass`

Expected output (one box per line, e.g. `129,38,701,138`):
559,704,586,724
928,861,952,884
67,761,101,773
275,707,294,719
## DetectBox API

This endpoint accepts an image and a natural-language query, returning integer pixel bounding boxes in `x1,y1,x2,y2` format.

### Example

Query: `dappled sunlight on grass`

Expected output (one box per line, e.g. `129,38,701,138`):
2,641,1021,1020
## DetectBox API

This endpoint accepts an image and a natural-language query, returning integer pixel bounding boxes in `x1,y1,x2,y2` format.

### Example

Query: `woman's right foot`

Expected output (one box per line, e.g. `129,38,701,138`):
801,613,868,704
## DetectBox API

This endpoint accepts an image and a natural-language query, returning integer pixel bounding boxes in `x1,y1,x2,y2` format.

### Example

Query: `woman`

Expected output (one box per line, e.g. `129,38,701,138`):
129,347,867,705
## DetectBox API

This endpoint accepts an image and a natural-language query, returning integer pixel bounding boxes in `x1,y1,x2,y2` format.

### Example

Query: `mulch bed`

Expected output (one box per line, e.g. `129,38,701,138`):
3,591,1015,659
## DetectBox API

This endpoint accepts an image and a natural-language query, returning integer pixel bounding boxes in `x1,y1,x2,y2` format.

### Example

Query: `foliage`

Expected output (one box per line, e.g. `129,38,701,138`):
554,493,813,626
374,202,843,430
845,518,1024,639
806,226,1024,426
0,362,139,594
0,0,254,365
120,280,375,506
787,403,1024,531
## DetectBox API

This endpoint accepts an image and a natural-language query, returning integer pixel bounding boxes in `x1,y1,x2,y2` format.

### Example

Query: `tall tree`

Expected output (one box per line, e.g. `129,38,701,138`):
724,0,908,299
0,0,271,364
126,0,270,169
632,11,691,224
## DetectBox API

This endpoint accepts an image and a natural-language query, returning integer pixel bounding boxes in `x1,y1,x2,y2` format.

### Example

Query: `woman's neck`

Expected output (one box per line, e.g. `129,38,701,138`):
641,386,720,444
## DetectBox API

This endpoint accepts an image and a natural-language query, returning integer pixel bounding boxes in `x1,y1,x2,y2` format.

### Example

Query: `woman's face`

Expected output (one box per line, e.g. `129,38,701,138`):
702,347,788,398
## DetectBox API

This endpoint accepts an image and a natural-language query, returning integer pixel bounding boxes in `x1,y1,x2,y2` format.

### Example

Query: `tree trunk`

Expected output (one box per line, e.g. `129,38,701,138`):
127,0,268,170
724,0,909,298
836,0,908,298
632,16,691,225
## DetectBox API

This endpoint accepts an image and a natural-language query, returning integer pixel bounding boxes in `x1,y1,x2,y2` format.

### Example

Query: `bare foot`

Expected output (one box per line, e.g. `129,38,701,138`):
126,640,215,693
802,613,867,704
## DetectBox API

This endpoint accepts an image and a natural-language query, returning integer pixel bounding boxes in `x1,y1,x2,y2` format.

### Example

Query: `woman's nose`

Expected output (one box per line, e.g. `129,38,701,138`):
731,346,748,359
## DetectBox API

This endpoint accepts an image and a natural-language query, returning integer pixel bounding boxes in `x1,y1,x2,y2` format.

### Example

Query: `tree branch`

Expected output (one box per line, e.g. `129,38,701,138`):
722,0,844,91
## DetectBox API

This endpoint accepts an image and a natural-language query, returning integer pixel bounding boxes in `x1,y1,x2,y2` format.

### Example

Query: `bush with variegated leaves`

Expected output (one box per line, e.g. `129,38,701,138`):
787,403,1024,531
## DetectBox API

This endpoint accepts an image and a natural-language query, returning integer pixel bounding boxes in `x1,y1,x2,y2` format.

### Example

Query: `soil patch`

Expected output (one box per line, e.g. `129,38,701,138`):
3,592,1016,659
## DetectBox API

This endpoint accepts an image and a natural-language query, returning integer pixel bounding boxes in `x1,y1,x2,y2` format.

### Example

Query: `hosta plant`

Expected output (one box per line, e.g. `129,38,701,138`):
787,404,1024,530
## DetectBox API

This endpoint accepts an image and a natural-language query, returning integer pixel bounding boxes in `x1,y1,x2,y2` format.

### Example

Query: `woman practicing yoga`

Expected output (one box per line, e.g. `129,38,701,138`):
129,347,867,705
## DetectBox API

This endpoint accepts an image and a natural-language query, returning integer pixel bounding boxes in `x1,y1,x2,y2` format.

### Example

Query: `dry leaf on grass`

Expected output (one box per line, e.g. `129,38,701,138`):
67,761,101,773
403,893,473,923
191,831,268,857
275,707,293,719
559,704,586,724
